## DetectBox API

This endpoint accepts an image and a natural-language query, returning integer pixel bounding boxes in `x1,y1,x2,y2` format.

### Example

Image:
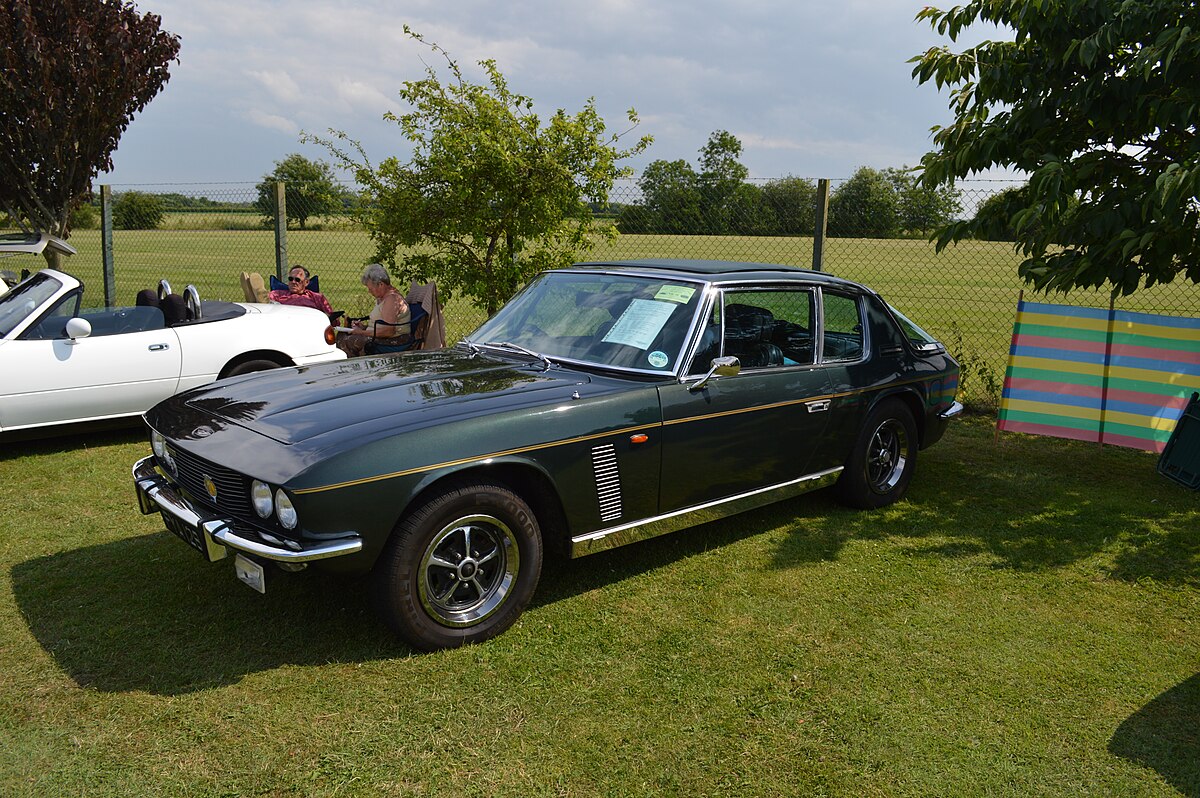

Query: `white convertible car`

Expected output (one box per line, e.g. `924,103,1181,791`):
0,233,345,433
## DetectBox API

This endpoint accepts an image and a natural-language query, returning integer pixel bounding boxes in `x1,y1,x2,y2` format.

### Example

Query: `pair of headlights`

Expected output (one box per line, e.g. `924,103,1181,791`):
251,480,299,530
151,430,298,530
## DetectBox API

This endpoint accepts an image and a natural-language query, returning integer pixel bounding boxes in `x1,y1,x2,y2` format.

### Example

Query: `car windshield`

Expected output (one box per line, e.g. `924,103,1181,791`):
467,271,707,375
0,272,64,337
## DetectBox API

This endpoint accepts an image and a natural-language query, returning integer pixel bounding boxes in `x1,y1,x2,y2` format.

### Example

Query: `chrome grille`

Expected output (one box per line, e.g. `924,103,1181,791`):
166,445,252,517
591,444,623,522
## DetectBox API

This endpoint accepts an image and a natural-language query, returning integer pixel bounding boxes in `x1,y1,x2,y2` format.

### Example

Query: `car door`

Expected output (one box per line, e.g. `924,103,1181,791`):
0,297,183,430
656,286,834,512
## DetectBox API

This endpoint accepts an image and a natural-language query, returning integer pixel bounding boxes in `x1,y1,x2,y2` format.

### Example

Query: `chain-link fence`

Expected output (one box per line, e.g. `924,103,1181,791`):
7,177,1200,407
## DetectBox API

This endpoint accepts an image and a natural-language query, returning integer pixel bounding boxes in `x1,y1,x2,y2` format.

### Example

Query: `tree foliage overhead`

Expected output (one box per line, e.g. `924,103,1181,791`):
912,1,1200,295
254,154,348,231
309,28,651,315
0,0,180,248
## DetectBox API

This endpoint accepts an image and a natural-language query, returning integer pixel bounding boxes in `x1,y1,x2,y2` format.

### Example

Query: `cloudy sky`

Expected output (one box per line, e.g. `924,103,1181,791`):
102,0,994,188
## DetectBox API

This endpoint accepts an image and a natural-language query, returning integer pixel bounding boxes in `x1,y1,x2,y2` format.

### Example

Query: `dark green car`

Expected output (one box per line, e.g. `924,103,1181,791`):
134,260,961,650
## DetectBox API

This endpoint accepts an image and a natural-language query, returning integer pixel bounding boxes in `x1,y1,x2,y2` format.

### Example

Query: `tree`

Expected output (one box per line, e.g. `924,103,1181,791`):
309,28,650,315
829,167,900,238
912,1,1200,295
761,177,817,236
254,154,346,230
0,1,179,266
883,167,962,235
635,159,702,234
112,190,164,229
698,130,750,234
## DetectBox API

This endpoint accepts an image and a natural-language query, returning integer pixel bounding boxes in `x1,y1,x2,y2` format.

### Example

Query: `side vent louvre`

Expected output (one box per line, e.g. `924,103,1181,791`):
591,444,623,522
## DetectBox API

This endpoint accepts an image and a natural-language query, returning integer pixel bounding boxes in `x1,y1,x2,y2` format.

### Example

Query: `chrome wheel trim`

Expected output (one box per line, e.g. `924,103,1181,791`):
418,514,519,628
865,418,909,494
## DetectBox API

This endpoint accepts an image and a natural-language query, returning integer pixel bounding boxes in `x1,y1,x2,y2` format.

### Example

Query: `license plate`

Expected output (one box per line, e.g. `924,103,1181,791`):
162,512,207,557
235,555,266,594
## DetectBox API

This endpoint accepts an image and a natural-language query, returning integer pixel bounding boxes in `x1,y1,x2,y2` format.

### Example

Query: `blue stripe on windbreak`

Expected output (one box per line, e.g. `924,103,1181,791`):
1011,345,1108,365
1109,353,1200,376
1105,398,1185,417
1020,302,1111,321
1113,309,1200,330
1001,387,1103,410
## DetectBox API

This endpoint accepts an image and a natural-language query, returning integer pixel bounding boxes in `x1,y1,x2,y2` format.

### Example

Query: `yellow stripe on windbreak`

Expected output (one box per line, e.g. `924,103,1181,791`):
1008,354,1107,378
1113,320,1200,343
1103,408,1185,432
1017,310,1111,333
1000,397,1102,422
1106,364,1200,390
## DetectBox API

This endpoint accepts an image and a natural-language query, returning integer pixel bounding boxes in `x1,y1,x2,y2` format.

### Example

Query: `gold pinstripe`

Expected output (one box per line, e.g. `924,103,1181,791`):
294,372,947,495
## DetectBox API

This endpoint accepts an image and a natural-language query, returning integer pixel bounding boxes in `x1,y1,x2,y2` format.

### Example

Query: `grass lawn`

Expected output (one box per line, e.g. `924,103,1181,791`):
1,415,1197,796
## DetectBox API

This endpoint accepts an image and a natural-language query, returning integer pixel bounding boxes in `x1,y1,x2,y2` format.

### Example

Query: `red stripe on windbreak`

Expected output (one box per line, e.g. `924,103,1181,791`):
997,419,1101,443
1100,432,1164,453
1004,377,1103,399
1104,388,1192,409
1110,342,1200,366
1012,333,1108,354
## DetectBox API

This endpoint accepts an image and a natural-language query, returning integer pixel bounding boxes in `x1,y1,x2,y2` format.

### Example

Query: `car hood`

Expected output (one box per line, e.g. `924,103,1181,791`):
175,348,594,447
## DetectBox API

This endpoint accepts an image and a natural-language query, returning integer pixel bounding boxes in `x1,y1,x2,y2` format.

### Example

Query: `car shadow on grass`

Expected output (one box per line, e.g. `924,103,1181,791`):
10,502,792,696
768,420,1200,588
1108,673,1200,797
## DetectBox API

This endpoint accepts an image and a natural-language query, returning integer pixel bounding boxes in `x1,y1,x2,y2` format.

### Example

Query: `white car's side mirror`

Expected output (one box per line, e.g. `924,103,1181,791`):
65,317,92,341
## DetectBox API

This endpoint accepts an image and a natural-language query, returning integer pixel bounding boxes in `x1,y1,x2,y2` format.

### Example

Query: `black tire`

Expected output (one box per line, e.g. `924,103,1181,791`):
372,481,543,651
225,358,280,377
835,398,918,510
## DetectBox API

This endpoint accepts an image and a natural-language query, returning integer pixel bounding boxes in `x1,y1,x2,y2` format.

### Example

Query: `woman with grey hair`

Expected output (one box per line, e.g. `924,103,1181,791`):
336,263,412,357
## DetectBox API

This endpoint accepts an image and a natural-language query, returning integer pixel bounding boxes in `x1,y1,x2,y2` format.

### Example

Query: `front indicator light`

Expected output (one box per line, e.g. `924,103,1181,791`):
251,480,274,518
275,489,298,530
324,325,337,346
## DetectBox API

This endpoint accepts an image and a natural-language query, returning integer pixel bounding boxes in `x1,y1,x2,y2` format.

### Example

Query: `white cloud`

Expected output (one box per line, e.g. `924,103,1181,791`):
244,109,298,135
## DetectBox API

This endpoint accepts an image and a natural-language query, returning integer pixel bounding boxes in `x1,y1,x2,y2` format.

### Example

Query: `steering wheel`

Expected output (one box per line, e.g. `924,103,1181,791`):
157,279,173,304
184,284,202,320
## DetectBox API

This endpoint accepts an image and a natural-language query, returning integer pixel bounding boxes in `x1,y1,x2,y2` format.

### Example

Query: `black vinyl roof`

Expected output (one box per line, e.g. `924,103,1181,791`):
569,259,869,290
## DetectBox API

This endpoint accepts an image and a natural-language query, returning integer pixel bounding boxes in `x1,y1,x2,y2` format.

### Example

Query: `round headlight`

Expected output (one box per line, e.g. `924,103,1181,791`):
151,431,176,473
251,480,274,518
275,489,298,530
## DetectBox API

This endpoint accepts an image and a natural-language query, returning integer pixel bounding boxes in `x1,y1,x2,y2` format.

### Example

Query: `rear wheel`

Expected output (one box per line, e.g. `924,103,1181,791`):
372,481,543,651
835,398,917,509
225,358,280,377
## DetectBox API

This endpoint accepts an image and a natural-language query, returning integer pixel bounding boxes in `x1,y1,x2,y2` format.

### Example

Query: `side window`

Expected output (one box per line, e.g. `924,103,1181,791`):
822,292,864,362
20,292,81,340
719,288,815,369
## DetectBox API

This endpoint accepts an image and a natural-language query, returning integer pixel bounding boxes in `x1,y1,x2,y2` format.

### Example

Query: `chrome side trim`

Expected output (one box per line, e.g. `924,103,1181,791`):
133,456,362,563
938,401,964,420
569,466,843,557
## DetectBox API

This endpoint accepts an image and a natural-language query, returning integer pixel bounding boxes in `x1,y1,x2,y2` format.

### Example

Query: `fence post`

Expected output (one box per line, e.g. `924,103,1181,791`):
274,181,288,281
811,178,829,272
100,184,116,308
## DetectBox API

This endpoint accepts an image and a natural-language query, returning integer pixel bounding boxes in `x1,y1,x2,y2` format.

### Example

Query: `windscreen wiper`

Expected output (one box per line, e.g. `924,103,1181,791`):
482,341,553,370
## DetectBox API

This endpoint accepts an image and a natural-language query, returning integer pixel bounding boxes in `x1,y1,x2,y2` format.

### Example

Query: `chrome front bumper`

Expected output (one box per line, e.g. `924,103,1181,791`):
938,401,964,420
133,456,362,564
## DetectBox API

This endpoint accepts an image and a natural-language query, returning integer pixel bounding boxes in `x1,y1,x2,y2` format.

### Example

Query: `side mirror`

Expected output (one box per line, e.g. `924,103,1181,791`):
65,317,92,341
688,355,740,392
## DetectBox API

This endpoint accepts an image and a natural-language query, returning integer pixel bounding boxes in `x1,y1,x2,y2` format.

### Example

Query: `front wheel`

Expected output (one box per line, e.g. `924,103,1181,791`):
372,481,543,651
835,398,917,509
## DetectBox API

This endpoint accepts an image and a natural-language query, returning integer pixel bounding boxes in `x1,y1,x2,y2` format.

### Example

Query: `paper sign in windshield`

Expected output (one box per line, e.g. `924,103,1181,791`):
654,285,696,304
602,299,676,350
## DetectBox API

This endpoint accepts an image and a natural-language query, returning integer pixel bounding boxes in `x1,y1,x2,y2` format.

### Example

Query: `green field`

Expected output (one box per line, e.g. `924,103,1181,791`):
27,228,1200,405
1,416,1197,796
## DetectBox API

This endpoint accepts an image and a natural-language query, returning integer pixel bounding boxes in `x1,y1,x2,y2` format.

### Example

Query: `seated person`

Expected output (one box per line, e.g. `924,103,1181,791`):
337,263,411,357
268,265,333,315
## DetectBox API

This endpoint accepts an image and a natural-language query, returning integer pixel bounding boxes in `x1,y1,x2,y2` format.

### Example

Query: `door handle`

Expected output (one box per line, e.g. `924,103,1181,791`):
148,343,170,351
806,399,831,413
